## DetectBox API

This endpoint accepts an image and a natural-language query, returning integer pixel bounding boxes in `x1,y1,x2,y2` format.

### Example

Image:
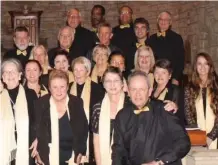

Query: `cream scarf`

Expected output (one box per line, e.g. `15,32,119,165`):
68,71,74,83
70,77,91,163
99,92,125,165
91,65,99,83
148,73,154,88
49,95,77,165
40,85,49,97
0,85,29,165
195,88,217,149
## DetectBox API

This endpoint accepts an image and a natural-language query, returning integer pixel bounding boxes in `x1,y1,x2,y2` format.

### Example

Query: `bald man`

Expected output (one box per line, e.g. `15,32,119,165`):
66,8,96,58
147,11,185,86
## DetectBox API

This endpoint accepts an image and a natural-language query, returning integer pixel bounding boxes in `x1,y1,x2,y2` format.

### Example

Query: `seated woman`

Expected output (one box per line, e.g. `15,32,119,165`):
0,58,38,165
184,52,218,149
29,45,51,87
24,60,49,97
108,51,130,92
91,66,130,165
134,45,155,87
35,69,88,165
70,56,104,164
91,45,110,84
53,49,74,83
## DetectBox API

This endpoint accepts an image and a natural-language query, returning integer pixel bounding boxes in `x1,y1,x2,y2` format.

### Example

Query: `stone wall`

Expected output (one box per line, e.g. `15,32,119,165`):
1,1,218,70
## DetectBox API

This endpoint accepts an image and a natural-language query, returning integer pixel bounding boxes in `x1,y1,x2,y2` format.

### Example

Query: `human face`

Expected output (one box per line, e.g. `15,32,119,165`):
59,28,74,49
94,49,108,66
67,9,81,29
54,55,69,72
120,7,132,25
91,8,104,27
158,12,171,32
103,72,123,95
73,63,89,84
196,56,210,77
110,55,125,72
49,78,68,102
154,67,171,87
2,62,22,89
138,50,151,72
128,75,151,109
14,31,30,50
25,62,41,84
134,23,148,40
98,27,113,45
33,47,46,66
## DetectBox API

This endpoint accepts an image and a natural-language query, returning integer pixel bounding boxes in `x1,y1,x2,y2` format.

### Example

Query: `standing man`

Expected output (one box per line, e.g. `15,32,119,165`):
147,11,185,85
4,26,33,68
91,5,106,33
112,71,190,165
67,8,96,58
111,5,137,70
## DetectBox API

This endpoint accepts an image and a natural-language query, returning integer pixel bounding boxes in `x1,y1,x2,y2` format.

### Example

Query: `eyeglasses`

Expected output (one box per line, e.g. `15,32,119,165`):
3,71,19,76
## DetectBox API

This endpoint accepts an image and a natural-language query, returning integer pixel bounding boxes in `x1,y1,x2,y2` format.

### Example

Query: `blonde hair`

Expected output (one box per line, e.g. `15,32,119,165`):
92,44,111,61
71,56,91,74
134,45,155,72
48,69,69,88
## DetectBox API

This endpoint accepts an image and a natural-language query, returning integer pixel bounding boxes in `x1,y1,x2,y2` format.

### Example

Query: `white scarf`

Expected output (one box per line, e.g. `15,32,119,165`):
195,88,217,149
99,92,125,165
0,85,29,165
70,77,91,163
49,95,77,165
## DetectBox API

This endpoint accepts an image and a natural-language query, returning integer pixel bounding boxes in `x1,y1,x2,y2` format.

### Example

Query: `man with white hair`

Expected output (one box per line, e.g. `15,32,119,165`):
4,26,33,68
147,11,185,86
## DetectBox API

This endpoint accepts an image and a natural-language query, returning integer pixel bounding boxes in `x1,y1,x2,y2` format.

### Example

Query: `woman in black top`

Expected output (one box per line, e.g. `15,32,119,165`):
1,58,38,165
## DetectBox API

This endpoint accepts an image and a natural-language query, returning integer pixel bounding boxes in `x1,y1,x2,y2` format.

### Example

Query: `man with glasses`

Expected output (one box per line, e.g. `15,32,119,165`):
111,5,137,70
147,11,185,86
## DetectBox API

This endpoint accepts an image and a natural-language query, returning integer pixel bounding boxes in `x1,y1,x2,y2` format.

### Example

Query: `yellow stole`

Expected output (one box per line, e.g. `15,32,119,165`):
70,77,91,163
40,85,49,97
0,85,29,165
195,88,217,149
156,88,168,101
68,71,74,83
99,92,125,165
91,65,98,83
148,73,154,88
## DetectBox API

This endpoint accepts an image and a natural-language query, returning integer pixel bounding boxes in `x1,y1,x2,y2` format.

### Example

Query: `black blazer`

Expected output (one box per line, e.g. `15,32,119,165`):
34,94,88,165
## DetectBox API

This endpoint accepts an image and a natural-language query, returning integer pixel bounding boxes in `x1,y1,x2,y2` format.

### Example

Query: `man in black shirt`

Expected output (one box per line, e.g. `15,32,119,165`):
147,11,185,85
4,26,34,68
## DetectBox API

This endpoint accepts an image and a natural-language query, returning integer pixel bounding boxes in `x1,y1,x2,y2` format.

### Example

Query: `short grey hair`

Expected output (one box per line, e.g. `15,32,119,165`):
92,44,111,61
128,70,150,89
71,56,91,74
1,58,23,76
58,26,75,40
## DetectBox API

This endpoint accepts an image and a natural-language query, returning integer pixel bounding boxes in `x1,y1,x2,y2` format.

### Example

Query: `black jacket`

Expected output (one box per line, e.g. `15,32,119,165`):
34,94,88,165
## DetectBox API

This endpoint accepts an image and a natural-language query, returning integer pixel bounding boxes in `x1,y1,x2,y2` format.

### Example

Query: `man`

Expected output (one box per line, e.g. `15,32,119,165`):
4,26,34,68
111,5,137,70
86,22,120,66
67,8,96,57
147,11,185,86
91,5,106,33
112,71,190,165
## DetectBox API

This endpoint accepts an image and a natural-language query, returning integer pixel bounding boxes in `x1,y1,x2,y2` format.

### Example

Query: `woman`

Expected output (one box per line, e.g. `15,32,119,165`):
0,58,38,165
35,69,88,165
91,66,130,165
91,45,110,84
184,52,218,149
24,60,49,97
134,45,155,88
70,57,104,164
53,49,74,83
30,45,51,87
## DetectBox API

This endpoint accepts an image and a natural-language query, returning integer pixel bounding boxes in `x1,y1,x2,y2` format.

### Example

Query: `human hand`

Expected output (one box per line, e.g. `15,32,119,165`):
35,154,44,165
172,79,179,86
30,138,38,158
76,153,82,164
164,100,178,113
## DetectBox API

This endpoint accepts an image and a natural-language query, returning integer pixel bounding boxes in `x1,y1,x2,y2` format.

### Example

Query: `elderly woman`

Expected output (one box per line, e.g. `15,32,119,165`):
184,52,218,149
134,45,155,87
70,56,104,164
24,60,49,97
91,44,110,84
91,66,130,165
34,69,88,165
0,58,38,165
53,49,74,83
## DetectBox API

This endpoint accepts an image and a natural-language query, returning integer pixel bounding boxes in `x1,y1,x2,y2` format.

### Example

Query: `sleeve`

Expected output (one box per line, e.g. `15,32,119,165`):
207,116,218,140
158,111,191,164
172,35,185,81
90,103,101,134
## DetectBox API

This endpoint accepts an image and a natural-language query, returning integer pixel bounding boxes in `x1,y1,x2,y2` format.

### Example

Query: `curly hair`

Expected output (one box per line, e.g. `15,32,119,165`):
190,52,218,116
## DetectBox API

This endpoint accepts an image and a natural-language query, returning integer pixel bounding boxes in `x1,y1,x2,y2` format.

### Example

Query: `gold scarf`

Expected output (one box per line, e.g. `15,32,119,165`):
40,85,49,97
0,85,29,165
91,65,99,83
148,73,154,88
68,71,74,83
157,88,168,101
195,88,217,149
99,92,125,165
70,77,91,163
